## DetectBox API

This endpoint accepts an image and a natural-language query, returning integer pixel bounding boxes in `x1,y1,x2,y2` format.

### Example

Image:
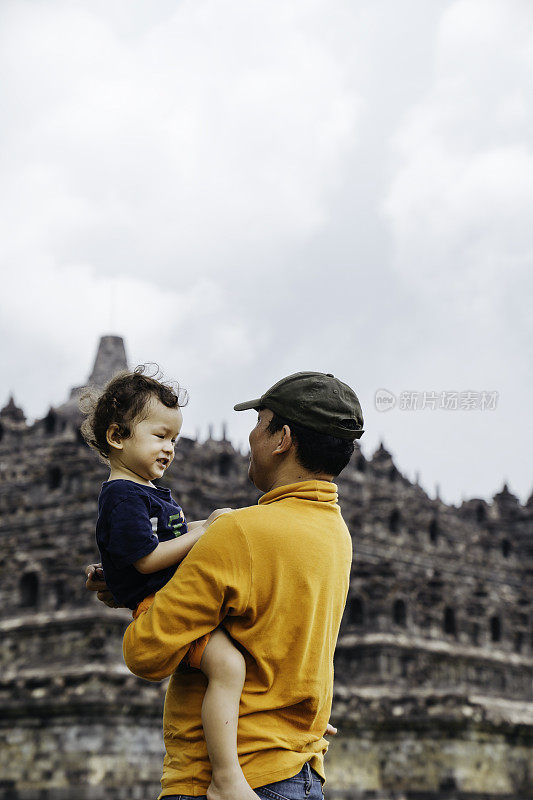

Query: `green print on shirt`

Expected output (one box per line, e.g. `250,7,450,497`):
169,513,186,537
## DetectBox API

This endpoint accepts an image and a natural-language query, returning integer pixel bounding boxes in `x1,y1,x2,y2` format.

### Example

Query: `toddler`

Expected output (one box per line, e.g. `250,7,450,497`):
81,367,257,800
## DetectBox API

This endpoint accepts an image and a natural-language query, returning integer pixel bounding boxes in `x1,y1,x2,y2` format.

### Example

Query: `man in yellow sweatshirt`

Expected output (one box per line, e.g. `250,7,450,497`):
96,372,364,800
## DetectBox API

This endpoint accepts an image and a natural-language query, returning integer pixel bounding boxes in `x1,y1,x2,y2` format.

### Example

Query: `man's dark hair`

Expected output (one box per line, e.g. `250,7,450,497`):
80,365,188,460
265,410,355,476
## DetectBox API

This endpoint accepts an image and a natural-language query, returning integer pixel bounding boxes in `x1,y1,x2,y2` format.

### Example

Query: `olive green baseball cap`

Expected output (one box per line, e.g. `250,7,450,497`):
234,371,364,440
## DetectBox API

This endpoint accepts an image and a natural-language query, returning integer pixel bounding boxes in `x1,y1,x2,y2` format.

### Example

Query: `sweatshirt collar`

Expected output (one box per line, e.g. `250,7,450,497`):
258,479,338,506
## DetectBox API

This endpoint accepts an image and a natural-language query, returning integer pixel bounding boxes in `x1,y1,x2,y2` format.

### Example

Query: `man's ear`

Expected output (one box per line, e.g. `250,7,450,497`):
273,424,293,456
106,424,124,451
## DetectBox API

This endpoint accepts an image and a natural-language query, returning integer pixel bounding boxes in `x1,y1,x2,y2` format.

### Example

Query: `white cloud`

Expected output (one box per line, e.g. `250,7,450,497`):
376,0,533,504
0,0,360,287
383,0,533,339
0,0,362,434
0,0,531,505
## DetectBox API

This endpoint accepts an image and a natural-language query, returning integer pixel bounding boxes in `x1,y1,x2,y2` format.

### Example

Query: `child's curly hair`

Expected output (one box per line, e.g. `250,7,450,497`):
80,364,188,460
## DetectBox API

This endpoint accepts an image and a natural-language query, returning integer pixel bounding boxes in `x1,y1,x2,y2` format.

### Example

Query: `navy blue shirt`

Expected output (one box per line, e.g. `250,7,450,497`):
96,480,188,610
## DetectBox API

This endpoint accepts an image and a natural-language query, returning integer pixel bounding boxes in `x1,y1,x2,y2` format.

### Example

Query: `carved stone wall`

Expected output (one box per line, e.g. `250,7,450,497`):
0,337,531,799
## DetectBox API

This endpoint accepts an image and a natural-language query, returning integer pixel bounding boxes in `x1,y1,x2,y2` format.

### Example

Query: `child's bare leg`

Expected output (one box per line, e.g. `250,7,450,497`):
200,627,257,800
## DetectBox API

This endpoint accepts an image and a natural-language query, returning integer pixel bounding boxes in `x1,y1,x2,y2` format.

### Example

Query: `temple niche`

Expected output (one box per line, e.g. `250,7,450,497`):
0,335,531,800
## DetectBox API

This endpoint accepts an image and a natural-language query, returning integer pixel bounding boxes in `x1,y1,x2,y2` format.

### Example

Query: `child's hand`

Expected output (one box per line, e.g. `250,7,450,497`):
205,508,232,527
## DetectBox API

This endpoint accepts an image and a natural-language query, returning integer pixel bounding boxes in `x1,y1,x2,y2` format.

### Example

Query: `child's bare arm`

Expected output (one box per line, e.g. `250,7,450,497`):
187,519,207,531
188,508,232,531
134,528,203,573
134,508,233,574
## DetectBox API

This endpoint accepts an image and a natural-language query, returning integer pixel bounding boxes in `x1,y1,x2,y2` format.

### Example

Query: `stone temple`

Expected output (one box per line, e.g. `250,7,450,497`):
0,335,532,800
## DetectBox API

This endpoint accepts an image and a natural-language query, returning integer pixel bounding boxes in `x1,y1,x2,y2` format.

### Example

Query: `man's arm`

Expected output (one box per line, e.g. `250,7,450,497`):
122,513,251,681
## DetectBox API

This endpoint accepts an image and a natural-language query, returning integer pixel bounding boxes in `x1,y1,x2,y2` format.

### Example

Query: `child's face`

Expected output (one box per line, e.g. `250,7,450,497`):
116,397,183,483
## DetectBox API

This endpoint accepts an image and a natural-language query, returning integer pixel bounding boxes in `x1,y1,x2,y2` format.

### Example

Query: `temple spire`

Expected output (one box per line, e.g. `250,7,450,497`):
0,394,25,422
87,335,128,387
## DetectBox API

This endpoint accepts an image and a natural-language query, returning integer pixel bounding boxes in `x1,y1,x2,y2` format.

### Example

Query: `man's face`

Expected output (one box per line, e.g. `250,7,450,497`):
248,408,277,492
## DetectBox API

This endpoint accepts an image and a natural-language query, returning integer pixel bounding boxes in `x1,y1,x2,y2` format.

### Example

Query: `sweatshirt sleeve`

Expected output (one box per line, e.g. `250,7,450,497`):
122,513,251,681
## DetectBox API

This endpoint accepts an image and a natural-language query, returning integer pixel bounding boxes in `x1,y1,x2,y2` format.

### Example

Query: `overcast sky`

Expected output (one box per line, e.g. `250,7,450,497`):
1,0,531,506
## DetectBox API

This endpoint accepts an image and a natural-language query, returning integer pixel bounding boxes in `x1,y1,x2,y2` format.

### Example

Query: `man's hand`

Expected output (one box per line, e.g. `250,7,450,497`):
84,564,122,608
206,508,233,527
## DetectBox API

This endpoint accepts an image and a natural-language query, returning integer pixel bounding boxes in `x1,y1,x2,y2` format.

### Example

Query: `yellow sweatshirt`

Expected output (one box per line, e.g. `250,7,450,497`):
122,480,352,797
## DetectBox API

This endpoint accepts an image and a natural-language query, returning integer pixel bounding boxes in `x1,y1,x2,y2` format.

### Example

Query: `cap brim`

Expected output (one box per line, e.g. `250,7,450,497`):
233,398,262,412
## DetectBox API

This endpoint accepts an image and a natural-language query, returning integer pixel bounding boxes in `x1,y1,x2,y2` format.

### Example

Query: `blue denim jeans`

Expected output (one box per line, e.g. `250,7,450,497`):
163,761,324,800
